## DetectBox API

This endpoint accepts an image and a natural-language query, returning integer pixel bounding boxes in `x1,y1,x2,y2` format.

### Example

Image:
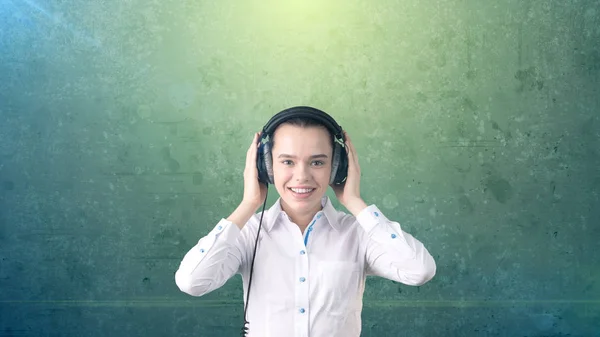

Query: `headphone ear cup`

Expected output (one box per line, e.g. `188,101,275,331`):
331,138,348,185
263,140,274,184
256,137,270,185
330,143,341,185
338,147,348,184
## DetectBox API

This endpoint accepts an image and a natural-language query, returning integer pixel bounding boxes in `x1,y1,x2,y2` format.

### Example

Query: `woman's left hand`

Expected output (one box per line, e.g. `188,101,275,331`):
331,131,367,215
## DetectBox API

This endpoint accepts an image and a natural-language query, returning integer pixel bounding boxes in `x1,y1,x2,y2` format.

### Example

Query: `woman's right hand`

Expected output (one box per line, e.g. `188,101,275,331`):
242,132,268,209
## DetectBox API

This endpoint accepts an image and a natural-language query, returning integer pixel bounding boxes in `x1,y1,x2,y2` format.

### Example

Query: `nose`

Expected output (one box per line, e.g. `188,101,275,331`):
294,162,310,181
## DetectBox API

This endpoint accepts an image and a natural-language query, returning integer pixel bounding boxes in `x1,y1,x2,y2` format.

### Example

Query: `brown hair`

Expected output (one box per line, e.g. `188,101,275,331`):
271,117,335,150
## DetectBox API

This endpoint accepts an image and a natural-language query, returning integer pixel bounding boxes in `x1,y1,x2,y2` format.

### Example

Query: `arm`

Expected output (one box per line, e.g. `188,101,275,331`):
174,202,259,296
347,200,436,286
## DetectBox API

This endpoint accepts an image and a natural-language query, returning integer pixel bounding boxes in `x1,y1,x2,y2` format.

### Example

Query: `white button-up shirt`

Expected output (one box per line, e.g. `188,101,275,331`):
175,196,436,337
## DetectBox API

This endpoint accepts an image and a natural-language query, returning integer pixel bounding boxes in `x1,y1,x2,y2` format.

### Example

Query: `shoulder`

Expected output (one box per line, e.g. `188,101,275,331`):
241,203,279,234
326,206,360,233
330,203,387,234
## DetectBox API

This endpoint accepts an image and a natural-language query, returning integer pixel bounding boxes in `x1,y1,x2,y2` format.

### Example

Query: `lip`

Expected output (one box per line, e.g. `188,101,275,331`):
288,187,315,199
288,186,315,189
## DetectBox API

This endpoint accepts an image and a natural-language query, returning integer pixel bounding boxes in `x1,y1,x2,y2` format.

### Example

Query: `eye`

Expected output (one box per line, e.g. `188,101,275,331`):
280,160,325,166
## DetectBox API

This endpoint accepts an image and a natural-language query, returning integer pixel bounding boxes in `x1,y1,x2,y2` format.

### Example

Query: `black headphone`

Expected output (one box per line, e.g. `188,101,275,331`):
257,105,349,186
241,106,348,336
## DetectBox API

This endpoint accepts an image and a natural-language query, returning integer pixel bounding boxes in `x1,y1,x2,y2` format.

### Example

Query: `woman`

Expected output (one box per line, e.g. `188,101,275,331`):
175,106,436,337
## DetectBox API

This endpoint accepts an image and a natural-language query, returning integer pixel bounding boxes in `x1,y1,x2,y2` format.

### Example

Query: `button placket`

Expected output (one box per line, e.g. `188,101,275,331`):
295,233,310,336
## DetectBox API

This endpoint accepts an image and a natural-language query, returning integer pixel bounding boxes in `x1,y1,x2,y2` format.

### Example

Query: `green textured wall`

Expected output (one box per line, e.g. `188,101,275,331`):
1,0,599,336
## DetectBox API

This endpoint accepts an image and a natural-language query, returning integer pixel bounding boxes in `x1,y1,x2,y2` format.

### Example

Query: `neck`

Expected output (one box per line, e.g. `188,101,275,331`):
281,199,323,229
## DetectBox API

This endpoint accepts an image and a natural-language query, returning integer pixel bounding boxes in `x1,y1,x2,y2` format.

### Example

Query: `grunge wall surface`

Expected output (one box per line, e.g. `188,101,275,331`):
1,0,598,336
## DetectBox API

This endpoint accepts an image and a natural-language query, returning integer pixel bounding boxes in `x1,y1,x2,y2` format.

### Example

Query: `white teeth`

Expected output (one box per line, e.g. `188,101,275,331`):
290,188,314,194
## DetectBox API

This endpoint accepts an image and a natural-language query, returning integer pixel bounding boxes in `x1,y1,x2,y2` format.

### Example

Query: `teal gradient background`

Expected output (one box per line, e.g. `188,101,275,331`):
1,0,599,336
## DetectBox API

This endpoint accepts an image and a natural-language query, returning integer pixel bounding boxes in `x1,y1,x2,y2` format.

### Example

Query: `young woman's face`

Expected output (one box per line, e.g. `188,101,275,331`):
271,124,333,216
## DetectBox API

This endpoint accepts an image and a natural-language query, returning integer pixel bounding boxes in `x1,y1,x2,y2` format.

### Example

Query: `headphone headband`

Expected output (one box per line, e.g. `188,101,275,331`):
261,106,344,144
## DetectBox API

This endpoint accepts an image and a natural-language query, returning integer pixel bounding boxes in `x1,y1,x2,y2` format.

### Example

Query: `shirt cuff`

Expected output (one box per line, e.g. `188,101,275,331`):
356,204,386,234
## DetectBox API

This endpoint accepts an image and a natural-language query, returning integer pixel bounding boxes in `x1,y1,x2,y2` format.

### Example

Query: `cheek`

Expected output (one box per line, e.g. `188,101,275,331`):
273,165,293,182
318,168,332,183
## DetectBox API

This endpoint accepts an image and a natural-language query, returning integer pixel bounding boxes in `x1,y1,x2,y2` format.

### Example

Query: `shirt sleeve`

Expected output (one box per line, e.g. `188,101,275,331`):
174,218,252,296
355,204,436,286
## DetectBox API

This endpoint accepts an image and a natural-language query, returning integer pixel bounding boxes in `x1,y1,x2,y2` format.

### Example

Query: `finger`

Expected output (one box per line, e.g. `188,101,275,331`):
344,137,351,154
253,132,261,149
248,134,256,158
346,142,354,166
247,133,259,163
252,133,260,156
345,137,354,157
344,132,353,150
346,138,359,167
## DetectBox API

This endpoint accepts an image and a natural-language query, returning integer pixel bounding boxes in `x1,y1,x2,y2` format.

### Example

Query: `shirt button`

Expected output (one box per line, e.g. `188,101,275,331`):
391,234,397,239
299,308,305,313
299,277,306,282
374,212,379,217
217,225,222,230
300,250,306,255
200,248,205,253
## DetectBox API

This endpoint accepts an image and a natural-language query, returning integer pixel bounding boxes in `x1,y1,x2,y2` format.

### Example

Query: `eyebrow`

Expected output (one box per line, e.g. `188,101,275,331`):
277,154,328,159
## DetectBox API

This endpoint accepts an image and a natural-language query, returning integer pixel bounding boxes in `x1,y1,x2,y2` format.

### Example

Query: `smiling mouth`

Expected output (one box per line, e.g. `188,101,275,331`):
288,187,315,194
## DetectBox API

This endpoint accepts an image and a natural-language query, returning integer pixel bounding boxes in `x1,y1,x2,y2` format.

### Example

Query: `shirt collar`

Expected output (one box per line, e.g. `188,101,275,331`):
262,195,342,232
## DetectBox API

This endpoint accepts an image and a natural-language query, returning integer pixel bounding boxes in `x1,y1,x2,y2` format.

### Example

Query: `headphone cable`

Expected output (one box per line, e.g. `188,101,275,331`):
241,184,268,336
